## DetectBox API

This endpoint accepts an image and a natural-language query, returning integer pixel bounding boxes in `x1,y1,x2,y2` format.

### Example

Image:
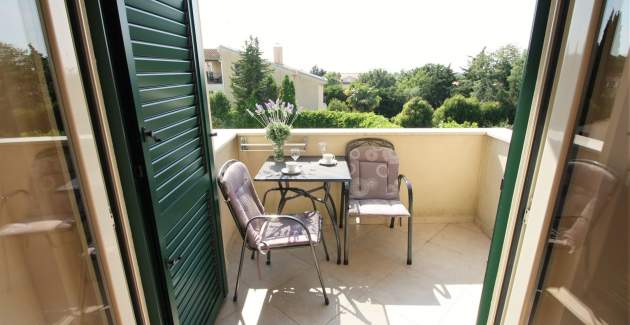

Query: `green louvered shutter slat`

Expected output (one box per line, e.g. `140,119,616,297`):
117,0,225,323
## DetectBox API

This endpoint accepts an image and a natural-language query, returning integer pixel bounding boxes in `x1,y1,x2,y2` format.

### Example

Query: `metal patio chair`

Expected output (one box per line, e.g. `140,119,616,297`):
344,138,413,265
217,160,330,305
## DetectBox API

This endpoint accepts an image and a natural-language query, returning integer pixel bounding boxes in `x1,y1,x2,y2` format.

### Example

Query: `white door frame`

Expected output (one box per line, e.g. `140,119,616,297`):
39,0,136,323
499,0,605,323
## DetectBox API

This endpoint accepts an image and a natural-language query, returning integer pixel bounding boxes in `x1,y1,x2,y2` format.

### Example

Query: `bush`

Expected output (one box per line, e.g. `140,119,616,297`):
432,95,481,126
392,97,433,127
479,101,509,127
294,110,400,128
437,120,479,128
327,98,350,112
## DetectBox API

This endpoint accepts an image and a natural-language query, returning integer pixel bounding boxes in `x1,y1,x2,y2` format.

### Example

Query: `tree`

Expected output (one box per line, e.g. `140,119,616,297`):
279,75,296,106
456,45,524,106
358,69,404,117
358,69,397,89
392,97,433,127
260,75,278,101
209,92,231,118
432,95,481,126
324,71,342,85
506,51,527,122
479,101,509,127
373,87,405,118
230,36,273,111
323,71,345,104
397,64,456,108
345,83,381,112
327,98,350,111
324,83,346,104
310,65,326,77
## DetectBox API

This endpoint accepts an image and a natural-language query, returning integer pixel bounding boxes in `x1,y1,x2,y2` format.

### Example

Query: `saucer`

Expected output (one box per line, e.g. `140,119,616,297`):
281,167,302,175
319,159,338,166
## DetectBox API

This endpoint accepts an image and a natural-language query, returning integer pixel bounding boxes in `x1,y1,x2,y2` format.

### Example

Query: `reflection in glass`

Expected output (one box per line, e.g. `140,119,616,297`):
530,1,628,324
0,0,112,324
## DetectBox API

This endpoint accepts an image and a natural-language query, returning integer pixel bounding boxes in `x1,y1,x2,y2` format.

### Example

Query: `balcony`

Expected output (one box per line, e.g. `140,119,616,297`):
211,128,510,325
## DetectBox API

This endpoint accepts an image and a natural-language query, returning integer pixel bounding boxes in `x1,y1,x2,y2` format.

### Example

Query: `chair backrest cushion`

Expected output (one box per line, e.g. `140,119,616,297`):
217,160,264,244
346,139,400,200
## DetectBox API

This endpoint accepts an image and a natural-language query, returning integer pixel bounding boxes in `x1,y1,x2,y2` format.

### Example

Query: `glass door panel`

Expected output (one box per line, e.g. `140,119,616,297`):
0,0,112,324
530,0,628,324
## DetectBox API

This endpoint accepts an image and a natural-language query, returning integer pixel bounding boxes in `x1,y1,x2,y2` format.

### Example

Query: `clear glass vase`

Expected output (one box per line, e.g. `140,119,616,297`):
272,141,285,162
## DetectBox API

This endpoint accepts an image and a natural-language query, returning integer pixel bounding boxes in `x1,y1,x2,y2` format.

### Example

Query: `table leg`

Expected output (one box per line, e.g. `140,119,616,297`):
277,182,288,214
323,182,342,265
343,181,350,265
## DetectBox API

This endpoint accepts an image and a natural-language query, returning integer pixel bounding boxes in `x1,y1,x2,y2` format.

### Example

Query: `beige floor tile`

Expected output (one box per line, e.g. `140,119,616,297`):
346,223,447,263
216,222,489,325
427,224,490,261
367,265,473,324
235,249,311,289
216,302,297,325
269,272,369,325
325,296,420,325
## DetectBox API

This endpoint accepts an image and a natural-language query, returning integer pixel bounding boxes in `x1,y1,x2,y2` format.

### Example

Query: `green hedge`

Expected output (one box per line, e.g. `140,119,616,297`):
218,109,399,129
294,110,400,128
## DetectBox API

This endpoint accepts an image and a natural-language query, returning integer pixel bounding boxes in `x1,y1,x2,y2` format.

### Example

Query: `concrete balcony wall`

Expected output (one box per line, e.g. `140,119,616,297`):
212,128,511,245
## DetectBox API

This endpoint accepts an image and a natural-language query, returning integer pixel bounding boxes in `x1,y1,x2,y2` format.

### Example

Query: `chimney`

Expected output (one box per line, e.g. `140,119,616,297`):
273,45,283,65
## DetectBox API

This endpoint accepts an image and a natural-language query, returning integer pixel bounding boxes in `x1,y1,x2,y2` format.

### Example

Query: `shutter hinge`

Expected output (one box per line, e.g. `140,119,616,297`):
500,177,505,190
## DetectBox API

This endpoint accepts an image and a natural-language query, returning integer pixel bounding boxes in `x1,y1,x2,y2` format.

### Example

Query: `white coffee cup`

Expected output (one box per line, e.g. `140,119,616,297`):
322,153,335,164
286,161,299,173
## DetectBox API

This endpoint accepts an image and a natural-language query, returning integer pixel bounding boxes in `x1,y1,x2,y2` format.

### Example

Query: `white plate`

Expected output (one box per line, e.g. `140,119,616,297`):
281,167,302,175
319,159,338,166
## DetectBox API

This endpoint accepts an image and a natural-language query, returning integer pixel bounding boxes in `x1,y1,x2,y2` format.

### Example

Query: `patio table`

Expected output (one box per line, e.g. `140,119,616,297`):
254,156,351,265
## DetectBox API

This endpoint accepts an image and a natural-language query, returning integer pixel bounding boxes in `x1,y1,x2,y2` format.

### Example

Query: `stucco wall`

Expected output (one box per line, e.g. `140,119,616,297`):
211,132,239,246
475,129,511,236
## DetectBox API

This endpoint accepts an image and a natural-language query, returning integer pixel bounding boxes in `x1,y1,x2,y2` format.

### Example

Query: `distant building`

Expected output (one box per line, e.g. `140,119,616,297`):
204,46,326,110
340,73,360,88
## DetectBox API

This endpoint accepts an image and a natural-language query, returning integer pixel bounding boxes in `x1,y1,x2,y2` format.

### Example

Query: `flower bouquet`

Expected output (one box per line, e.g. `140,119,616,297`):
247,100,298,162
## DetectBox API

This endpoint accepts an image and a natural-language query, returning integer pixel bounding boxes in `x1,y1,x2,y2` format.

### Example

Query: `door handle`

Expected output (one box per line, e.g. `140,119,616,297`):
166,256,183,268
142,127,162,142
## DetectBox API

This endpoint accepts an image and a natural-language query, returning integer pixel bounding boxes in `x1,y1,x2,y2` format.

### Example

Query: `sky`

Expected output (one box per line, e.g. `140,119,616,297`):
199,0,536,73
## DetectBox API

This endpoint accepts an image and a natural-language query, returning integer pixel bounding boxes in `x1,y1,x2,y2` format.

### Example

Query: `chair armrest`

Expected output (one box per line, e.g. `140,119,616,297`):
398,174,413,215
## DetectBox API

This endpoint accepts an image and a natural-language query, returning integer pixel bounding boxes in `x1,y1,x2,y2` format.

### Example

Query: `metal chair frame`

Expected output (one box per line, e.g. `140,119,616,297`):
217,160,330,305
343,138,414,265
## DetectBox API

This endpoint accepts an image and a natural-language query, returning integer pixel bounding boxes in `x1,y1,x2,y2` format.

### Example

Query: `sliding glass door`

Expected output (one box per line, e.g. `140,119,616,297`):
0,0,129,323
529,0,628,323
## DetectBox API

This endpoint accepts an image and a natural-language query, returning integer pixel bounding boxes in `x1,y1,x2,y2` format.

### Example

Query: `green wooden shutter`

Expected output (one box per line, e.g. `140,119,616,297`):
115,0,226,323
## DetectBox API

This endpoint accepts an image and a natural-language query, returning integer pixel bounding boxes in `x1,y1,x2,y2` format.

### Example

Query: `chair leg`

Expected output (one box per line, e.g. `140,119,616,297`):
399,217,402,227
266,251,271,265
407,216,413,265
250,250,255,260
321,231,330,261
389,217,395,228
308,242,329,305
233,238,247,302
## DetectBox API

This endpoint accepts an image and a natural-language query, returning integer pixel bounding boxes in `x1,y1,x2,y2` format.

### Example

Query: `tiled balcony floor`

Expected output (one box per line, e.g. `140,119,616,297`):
216,222,490,325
